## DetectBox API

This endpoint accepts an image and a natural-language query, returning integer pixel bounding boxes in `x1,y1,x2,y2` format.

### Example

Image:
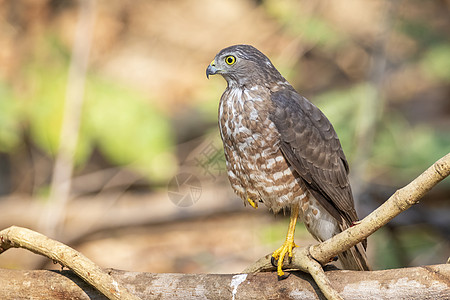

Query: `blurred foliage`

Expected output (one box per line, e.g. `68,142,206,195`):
316,85,450,182
24,45,91,163
14,35,176,182
421,43,450,81
372,119,450,181
0,0,448,194
260,218,309,246
372,227,446,270
263,0,346,48
0,84,21,152
84,76,176,181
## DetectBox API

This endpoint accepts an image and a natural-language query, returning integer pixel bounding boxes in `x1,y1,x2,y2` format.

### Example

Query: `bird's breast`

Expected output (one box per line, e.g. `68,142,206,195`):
219,87,277,155
218,87,307,212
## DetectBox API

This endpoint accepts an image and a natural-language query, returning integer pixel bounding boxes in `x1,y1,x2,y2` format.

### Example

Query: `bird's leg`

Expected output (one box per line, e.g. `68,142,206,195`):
271,203,300,280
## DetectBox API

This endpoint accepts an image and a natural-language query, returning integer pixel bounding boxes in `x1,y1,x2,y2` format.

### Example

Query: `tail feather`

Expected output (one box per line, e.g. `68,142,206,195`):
338,241,370,271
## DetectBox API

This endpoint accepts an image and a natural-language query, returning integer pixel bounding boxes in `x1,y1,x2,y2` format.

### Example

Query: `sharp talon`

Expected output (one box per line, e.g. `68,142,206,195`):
272,240,297,280
271,256,278,267
278,273,290,281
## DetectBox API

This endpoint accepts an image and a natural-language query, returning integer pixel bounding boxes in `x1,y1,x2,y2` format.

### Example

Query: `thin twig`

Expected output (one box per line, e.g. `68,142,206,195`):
44,0,96,237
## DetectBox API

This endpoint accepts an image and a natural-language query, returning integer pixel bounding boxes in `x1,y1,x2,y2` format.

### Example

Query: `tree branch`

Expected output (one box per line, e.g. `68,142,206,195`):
312,152,450,264
244,153,450,298
0,226,141,300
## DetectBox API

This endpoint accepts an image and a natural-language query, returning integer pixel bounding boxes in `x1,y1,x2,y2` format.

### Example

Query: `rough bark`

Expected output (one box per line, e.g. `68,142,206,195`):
0,265,448,300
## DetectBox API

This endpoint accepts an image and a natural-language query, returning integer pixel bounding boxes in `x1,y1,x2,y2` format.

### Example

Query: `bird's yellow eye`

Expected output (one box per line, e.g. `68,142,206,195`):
225,55,236,65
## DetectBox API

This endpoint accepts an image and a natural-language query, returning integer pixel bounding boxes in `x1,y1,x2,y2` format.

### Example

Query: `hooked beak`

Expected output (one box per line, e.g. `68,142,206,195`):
206,60,218,79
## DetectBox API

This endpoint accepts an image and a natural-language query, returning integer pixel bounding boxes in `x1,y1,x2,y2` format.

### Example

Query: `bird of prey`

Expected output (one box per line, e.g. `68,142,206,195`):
206,44,370,279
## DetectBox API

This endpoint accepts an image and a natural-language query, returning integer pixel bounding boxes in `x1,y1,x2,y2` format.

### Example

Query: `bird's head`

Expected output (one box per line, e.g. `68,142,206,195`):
206,44,284,88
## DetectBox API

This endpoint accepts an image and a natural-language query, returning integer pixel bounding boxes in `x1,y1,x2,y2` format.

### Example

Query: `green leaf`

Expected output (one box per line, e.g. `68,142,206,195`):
421,43,450,81
85,77,176,182
25,62,92,165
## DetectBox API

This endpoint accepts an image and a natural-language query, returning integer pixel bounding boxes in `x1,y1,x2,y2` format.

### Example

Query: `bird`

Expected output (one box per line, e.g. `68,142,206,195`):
206,44,370,279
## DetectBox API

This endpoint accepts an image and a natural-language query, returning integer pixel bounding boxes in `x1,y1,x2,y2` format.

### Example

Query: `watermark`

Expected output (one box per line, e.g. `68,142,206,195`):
167,172,202,207
167,136,227,207
192,140,226,181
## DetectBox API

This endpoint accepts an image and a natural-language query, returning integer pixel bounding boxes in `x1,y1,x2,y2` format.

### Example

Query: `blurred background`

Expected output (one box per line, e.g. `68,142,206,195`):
0,0,449,274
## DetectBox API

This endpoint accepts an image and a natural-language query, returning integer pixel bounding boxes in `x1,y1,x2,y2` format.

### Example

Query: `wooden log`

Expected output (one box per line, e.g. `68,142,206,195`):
0,264,448,300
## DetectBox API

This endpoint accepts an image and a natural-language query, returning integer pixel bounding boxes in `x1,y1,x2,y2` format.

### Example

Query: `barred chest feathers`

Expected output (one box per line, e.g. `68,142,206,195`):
218,85,308,213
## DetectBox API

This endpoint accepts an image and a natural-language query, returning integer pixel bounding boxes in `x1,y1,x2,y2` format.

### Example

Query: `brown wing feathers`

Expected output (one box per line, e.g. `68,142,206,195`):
269,89,358,226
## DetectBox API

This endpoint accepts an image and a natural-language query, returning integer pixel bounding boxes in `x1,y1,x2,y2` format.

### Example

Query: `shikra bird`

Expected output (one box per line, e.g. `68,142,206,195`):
206,44,370,279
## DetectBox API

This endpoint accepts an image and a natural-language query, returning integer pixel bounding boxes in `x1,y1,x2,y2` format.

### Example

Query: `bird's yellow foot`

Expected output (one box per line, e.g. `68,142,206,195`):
271,239,298,280
271,203,301,280
247,198,258,209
